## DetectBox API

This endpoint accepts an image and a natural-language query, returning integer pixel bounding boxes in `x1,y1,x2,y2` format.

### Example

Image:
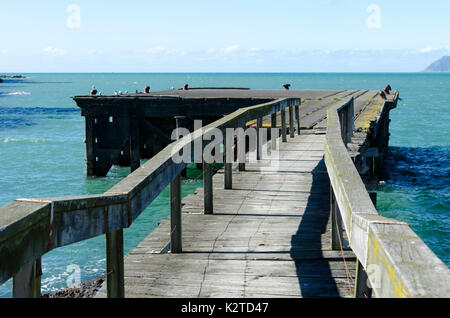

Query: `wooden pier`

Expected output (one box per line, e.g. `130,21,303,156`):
95,133,357,298
1,88,449,298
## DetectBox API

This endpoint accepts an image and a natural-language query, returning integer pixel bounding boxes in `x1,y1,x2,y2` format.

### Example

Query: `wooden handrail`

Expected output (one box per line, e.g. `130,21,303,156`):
325,97,450,298
0,97,300,297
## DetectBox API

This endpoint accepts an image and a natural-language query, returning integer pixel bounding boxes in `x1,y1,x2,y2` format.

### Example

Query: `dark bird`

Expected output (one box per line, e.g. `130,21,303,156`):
90,85,98,95
282,83,291,90
144,86,150,93
379,90,387,100
384,84,391,94
183,84,189,90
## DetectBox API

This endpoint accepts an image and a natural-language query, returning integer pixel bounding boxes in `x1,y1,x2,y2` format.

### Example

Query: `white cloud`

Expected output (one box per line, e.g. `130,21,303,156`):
147,47,166,54
206,45,241,55
220,45,240,54
411,45,450,54
88,49,101,56
42,46,67,56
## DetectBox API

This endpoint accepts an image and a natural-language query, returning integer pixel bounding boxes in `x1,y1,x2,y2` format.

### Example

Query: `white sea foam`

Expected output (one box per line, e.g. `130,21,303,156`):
2,138,18,143
2,138,46,143
4,91,31,96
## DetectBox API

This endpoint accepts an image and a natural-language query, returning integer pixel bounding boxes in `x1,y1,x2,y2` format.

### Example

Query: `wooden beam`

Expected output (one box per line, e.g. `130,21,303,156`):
85,116,96,176
12,258,41,298
281,108,287,142
129,117,140,173
170,174,182,253
237,131,245,171
354,259,372,298
224,145,232,190
175,116,187,178
271,113,277,129
330,185,343,251
256,117,263,160
106,229,124,298
203,162,213,214
289,105,295,138
295,104,300,135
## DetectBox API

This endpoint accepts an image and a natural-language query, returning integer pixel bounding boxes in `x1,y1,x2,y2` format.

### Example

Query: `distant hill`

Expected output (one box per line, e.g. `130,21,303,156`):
424,56,450,72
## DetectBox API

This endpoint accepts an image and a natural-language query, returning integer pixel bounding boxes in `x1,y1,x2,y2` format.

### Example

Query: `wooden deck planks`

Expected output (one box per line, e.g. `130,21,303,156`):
96,134,356,298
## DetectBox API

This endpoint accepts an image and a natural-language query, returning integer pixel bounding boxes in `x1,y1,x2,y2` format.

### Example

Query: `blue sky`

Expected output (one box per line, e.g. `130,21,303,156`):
1,0,449,72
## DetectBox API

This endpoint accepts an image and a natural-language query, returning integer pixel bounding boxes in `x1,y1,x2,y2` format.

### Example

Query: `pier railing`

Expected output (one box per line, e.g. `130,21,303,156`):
325,97,450,298
0,97,300,298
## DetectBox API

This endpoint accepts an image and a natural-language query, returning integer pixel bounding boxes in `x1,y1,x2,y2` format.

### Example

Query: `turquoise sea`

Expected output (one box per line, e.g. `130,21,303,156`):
0,73,449,297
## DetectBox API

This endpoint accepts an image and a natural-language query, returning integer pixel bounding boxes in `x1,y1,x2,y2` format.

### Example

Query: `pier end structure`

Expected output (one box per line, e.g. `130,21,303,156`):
73,92,273,176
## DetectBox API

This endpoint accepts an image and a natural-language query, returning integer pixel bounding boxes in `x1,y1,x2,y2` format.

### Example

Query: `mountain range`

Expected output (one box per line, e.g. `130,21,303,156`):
424,56,450,72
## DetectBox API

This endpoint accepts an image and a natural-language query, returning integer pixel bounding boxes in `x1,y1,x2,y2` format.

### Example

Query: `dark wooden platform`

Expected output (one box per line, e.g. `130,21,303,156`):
95,133,356,298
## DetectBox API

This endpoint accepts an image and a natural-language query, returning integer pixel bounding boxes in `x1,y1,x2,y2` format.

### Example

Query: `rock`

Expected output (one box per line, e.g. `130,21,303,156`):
0,75,26,79
41,277,104,298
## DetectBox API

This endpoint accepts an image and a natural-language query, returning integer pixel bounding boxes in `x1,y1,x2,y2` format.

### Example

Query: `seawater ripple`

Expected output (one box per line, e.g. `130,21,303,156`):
0,107,80,129
0,107,79,115
383,146,450,190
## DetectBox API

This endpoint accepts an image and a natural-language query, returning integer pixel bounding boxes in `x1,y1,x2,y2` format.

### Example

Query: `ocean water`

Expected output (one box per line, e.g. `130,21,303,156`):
0,73,448,297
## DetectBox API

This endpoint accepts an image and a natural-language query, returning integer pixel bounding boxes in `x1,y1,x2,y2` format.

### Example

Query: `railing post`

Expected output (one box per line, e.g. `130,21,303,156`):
203,162,213,214
281,107,287,143
340,99,354,146
175,116,188,178
330,185,343,251
270,112,278,153
12,257,41,298
224,130,233,189
271,112,277,129
129,116,140,173
170,172,182,253
238,127,245,171
346,98,355,145
106,229,125,298
354,259,373,298
257,117,263,160
339,110,346,144
295,99,301,135
289,101,295,138
354,191,376,298
203,146,214,214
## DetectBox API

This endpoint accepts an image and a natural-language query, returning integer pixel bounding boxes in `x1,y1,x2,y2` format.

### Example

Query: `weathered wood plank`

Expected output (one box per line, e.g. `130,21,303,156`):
95,133,356,298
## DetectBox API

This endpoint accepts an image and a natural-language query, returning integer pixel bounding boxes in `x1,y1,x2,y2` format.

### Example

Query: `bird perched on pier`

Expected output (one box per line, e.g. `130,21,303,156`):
379,90,387,100
90,85,98,95
384,84,392,94
144,86,150,93
282,83,291,90
183,84,189,90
